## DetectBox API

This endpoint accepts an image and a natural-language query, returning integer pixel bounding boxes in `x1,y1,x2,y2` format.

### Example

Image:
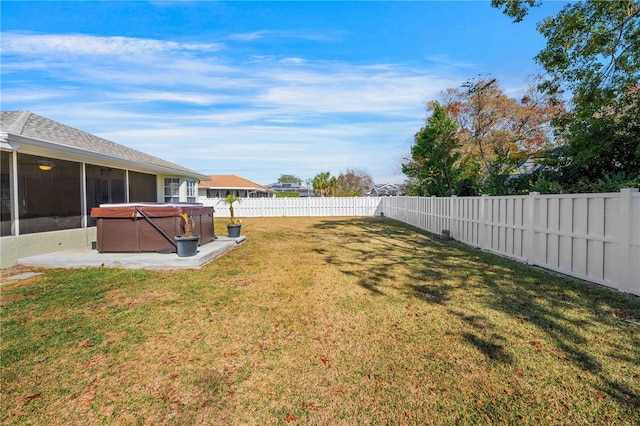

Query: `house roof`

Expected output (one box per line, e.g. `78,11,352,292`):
366,183,405,196
199,175,275,193
0,111,209,180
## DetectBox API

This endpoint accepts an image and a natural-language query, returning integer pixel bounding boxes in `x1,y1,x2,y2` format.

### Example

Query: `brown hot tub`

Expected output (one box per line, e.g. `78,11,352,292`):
90,203,215,253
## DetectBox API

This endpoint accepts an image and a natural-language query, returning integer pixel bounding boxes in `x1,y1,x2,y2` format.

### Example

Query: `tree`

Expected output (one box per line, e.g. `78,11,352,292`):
442,77,560,192
335,169,373,197
277,174,302,185
312,172,337,197
494,0,639,96
403,77,560,195
402,102,461,196
493,0,640,189
559,84,640,189
491,0,539,23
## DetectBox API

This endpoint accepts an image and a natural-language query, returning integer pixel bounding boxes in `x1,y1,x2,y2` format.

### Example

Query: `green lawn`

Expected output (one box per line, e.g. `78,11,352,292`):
1,217,639,425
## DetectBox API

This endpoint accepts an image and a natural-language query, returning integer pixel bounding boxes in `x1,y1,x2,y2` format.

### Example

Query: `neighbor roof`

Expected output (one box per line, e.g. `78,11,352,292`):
0,111,209,180
199,175,275,193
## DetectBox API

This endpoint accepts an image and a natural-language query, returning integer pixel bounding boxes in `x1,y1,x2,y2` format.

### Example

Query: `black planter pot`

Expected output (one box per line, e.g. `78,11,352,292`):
175,235,200,257
227,224,242,238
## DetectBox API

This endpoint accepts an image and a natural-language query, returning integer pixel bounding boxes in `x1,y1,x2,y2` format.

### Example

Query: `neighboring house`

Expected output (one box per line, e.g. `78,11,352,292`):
198,175,275,199
366,183,405,196
266,182,315,197
0,111,210,267
507,148,563,181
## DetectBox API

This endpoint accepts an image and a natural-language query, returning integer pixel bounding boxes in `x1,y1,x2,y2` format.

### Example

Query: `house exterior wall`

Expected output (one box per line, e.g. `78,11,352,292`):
1,150,161,236
1,149,202,267
1,165,201,267
1,149,203,235
1,111,211,267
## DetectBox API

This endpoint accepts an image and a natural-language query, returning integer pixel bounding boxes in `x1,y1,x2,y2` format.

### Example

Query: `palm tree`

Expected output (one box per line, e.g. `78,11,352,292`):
218,194,242,224
313,172,337,197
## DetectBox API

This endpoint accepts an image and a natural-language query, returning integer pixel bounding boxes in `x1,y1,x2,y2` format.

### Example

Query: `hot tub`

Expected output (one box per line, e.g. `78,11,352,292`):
90,203,215,253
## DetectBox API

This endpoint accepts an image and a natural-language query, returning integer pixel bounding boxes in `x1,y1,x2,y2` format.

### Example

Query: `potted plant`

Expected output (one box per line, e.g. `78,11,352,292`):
175,212,200,257
218,194,242,238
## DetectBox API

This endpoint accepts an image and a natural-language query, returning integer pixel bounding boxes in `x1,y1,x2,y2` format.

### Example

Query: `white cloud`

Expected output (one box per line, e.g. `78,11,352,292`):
228,30,335,42
280,57,305,65
115,91,234,106
0,90,69,104
0,32,223,56
1,32,473,183
228,31,269,41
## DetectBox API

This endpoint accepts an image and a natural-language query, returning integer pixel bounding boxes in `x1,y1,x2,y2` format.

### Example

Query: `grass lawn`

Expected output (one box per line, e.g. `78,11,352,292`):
1,217,639,425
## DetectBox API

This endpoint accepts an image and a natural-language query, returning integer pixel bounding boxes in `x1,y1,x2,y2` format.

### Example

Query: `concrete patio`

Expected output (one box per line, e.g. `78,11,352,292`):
14,236,246,270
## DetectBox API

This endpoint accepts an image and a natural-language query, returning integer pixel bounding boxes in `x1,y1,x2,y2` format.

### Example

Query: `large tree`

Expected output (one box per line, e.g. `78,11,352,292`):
442,77,559,189
402,102,461,196
403,77,559,195
335,169,374,197
493,0,640,188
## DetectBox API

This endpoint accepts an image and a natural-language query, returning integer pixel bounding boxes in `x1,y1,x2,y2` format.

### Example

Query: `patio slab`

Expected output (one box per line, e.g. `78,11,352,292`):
15,236,246,270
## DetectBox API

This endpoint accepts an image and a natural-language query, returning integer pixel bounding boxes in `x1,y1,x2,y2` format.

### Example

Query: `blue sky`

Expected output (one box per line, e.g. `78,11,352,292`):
1,1,567,185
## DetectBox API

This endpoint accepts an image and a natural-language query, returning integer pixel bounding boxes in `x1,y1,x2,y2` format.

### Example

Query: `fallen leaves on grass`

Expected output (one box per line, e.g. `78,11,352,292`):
25,393,41,404
319,355,329,367
76,339,93,348
284,413,299,423
302,401,321,411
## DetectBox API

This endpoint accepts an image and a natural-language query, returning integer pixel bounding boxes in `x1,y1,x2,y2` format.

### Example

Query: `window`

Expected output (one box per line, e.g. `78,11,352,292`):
164,177,180,202
186,179,196,203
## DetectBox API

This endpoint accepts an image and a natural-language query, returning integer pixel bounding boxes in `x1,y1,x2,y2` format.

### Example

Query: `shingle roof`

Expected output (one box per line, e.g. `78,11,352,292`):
199,175,274,193
0,110,208,179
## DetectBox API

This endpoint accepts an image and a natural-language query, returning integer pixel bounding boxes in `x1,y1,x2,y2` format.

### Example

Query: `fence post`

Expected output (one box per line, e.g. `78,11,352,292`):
430,195,435,233
524,192,539,264
479,195,488,250
450,195,457,239
618,188,638,293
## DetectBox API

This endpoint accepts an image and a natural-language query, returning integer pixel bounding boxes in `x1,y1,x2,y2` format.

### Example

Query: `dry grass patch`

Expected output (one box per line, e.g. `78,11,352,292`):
1,217,639,425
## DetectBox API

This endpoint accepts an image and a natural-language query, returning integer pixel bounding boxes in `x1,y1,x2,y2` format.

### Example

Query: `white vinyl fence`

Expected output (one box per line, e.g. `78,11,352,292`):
201,197,382,218
380,189,640,296
200,189,639,295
